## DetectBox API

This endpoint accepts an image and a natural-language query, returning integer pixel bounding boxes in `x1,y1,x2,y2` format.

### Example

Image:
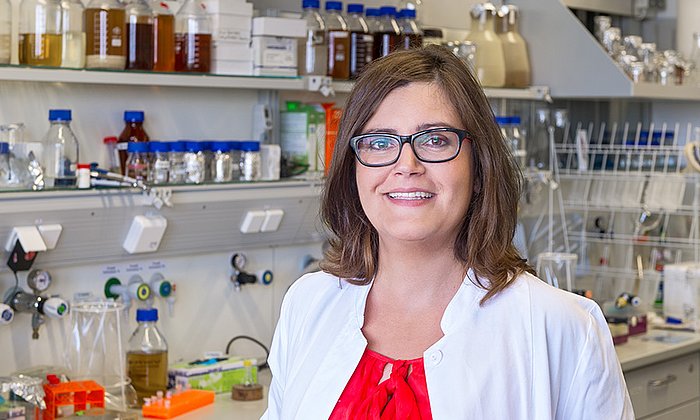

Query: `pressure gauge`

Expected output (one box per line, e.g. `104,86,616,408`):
27,270,52,293
231,253,247,271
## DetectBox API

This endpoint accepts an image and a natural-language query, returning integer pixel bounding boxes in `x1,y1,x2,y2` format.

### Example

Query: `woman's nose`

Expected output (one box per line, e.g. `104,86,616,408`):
392,143,425,175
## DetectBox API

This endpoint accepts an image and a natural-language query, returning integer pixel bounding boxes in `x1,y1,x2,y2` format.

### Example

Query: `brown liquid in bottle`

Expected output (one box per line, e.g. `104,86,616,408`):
174,33,211,72
349,31,372,79
85,8,126,69
126,22,154,70
127,350,168,404
153,14,175,71
19,33,62,66
373,32,401,58
328,30,350,80
118,121,149,174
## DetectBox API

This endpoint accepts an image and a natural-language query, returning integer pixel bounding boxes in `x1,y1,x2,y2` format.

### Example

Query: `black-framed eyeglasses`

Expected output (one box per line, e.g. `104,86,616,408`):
349,127,470,167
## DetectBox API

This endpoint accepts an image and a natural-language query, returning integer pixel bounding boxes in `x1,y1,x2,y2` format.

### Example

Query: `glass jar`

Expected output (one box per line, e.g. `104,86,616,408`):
127,308,168,405
298,0,327,76
183,141,205,183
61,0,85,68
43,109,79,188
125,142,149,181
168,140,186,183
0,0,12,64
19,0,63,66
324,1,350,80
149,141,170,184
210,141,232,183
398,8,422,50
118,111,149,174
346,3,372,79
373,6,401,59
229,141,241,180
239,141,261,182
497,5,529,88
151,0,175,71
465,2,505,88
174,0,211,73
125,0,154,70
85,0,126,69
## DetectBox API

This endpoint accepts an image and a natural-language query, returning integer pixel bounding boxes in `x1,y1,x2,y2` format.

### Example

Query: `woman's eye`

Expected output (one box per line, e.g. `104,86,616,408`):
420,135,449,148
369,138,395,150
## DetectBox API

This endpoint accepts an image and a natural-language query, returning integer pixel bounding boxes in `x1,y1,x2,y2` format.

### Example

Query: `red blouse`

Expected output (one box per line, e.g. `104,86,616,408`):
329,348,433,420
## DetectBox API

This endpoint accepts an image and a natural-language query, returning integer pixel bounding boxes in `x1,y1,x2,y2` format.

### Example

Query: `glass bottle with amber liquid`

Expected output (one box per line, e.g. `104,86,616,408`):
0,0,10,64
373,6,401,59
151,0,175,72
174,0,211,73
19,0,63,66
125,0,154,70
324,1,349,80
85,0,126,69
298,0,327,76
127,308,168,406
346,3,372,79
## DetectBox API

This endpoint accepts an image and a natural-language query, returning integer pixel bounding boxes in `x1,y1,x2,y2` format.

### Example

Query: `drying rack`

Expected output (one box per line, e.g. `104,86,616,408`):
552,121,700,289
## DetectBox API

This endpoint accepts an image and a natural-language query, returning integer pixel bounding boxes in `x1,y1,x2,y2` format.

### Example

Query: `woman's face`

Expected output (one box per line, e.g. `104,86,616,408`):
355,82,473,247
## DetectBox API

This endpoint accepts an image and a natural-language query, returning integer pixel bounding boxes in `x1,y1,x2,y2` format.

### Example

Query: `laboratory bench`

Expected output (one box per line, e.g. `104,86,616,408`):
169,331,700,420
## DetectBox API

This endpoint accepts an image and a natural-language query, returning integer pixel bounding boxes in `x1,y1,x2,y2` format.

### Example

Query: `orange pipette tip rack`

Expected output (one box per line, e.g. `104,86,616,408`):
142,389,215,419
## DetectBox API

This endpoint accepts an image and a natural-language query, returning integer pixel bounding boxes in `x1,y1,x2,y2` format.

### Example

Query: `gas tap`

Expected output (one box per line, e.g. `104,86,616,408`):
3,269,69,339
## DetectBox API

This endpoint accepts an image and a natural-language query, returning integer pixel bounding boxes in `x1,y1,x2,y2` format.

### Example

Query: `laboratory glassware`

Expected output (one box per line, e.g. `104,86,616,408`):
325,1,350,80
174,0,211,72
118,110,149,174
125,0,154,70
85,0,126,69
151,0,175,71
373,6,400,59
0,0,10,63
61,0,86,68
465,2,505,88
43,109,79,188
127,308,168,405
398,9,422,50
298,0,327,76
149,141,170,184
346,3,371,79
125,142,149,181
19,0,63,66
497,4,530,88
537,252,578,291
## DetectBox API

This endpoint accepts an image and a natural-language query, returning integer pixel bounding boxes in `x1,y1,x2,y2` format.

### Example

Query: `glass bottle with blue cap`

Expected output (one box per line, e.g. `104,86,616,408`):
42,109,80,188
127,307,168,406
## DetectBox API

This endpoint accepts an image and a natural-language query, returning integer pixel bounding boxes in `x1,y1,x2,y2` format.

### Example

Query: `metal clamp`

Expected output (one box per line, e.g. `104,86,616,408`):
647,374,677,388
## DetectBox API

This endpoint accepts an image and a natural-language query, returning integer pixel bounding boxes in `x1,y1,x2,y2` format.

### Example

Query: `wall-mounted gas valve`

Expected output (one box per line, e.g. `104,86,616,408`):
104,275,151,309
0,303,14,325
230,253,273,291
149,272,176,316
3,269,69,339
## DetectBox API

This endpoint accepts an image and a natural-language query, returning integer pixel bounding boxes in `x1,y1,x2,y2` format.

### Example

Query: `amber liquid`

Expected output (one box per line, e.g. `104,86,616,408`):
327,30,350,80
19,33,62,66
174,33,211,73
85,8,126,69
127,350,168,404
350,32,372,79
153,14,175,72
126,22,154,70
373,32,401,59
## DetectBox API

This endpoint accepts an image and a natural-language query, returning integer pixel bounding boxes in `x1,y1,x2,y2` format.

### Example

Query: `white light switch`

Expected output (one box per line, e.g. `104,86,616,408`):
123,215,168,254
240,210,266,233
261,209,284,232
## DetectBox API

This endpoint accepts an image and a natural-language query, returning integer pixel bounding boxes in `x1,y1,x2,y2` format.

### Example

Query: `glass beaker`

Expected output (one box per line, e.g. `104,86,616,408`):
536,252,578,291
66,300,136,411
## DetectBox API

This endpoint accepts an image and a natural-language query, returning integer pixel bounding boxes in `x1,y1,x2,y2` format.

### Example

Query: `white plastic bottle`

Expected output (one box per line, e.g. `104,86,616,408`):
42,109,79,188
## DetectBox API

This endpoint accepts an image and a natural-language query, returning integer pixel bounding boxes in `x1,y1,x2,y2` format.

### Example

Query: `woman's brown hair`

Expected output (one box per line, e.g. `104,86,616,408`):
319,45,534,304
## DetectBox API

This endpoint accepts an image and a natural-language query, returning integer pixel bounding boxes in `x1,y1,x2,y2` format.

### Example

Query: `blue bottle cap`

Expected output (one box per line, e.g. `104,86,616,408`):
347,3,363,13
211,141,231,152
201,141,212,151
379,6,397,16
495,116,509,125
127,142,149,153
136,308,158,322
511,116,521,125
240,141,260,152
169,141,186,152
149,141,170,153
400,8,416,18
0,142,8,154
302,0,320,8
229,141,241,151
185,141,203,152
365,8,380,17
124,111,145,123
49,109,72,121
325,1,342,11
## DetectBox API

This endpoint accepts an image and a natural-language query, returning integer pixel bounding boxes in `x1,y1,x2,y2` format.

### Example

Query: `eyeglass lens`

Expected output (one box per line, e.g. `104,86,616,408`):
354,130,461,165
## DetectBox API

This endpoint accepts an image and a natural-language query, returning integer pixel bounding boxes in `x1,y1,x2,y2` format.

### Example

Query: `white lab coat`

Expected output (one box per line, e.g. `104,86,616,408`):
262,270,634,419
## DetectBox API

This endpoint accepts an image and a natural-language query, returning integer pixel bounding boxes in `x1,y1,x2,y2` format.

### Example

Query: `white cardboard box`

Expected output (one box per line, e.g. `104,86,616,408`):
252,17,306,38
212,60,254,76
213,41,253,61
204,0,253,15
252,36,297,76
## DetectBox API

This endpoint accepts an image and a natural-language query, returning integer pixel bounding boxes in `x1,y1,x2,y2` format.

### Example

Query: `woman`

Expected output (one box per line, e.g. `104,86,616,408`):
263,45,632,419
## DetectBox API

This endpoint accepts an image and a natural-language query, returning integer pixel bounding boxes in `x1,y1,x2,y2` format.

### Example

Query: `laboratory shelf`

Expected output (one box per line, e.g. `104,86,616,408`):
331,79,552,101
0,65,306,91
